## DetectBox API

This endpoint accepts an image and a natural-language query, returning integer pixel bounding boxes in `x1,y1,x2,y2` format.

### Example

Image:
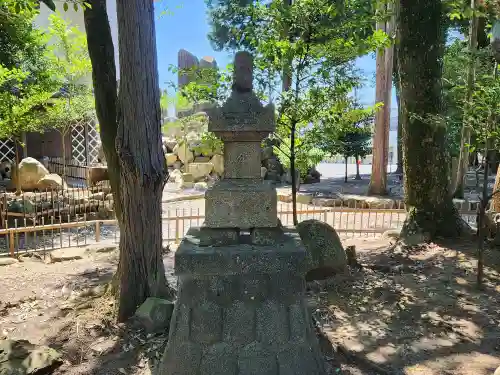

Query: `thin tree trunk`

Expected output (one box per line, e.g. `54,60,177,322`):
394,52,403,175
398,0,467,239
291,121,298,226
83,0,122,222
115,0,169,321
368,1,394,195
344,156,348,183
454,0,478,198
355,155,361,180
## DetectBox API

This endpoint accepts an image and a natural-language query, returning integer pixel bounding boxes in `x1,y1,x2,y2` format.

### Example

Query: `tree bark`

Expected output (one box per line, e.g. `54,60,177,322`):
355,155,361,180
115,0,169,321
393,51,403,175
83,0,122,222
368,1,394,195
453,0,478,198
398,0,467,239
344,156,348,183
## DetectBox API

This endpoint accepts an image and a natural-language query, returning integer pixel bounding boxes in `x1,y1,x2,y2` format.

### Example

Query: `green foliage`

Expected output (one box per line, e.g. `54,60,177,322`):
42,12,94,132
442,38,497,156
312,99,375,159
0,1,61,138
0,66,57,138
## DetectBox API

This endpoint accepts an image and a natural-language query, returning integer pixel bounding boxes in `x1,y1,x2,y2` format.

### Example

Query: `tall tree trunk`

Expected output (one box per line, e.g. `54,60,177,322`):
83,0,122,222
115,0,169,321
393,50,403,175
398,0,467,239
368,1,394,195
454,0,478,198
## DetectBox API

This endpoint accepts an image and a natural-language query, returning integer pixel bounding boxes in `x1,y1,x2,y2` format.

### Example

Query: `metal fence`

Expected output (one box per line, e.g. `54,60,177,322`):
47,157,89,182
0,193,478,256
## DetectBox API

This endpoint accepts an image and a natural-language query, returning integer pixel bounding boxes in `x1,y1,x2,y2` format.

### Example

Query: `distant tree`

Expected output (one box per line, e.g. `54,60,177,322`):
313,100,375,182
42,12,94,178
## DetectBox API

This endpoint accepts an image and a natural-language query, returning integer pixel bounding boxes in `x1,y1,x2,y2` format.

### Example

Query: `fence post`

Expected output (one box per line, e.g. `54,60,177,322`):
175,218,180,244
95,221,101,242
323,210,327,223
9,231,14,257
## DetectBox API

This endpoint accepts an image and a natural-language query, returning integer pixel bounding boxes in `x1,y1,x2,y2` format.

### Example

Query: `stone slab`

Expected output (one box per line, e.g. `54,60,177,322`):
205,179,277,228
224,142,261,179
176,227,306,276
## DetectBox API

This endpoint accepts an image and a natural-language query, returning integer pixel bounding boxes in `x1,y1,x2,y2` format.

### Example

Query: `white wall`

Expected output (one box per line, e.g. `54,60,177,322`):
34,0,120,81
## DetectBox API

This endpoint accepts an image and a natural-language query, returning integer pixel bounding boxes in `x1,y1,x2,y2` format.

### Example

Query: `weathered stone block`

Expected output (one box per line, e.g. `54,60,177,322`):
238,342,278,375
190,301,222,344
278,342,325,375
207,91,275,135
134,297,174,333
224,142,261,179
256,300,289,348
205,180,277,228
199,343,237,375
250,227,285,245
185,226,240,246
175,228,307,277
160,342,202,375
223,301,256,346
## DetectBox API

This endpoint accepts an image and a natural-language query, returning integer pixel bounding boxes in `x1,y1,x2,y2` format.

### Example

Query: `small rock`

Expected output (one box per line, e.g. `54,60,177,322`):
90,338,116,354
0,257,19,266
194,182,208,191
47,247,86,263
134,297,174,333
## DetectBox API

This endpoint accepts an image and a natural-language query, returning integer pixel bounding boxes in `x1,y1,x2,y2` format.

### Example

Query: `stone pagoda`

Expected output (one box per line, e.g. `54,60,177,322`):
159,52,327,375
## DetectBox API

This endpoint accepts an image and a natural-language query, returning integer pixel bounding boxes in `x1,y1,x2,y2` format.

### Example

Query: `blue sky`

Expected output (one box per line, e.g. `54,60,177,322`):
154,0,398,129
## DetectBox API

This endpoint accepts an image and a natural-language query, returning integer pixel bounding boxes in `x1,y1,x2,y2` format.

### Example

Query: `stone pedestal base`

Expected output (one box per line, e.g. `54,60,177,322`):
159,228,327,375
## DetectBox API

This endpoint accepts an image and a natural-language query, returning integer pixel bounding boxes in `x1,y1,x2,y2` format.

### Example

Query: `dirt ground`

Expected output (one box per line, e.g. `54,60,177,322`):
1,236,500,375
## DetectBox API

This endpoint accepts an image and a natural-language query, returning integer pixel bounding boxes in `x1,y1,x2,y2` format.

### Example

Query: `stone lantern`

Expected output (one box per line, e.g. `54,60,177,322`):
158,52,327,375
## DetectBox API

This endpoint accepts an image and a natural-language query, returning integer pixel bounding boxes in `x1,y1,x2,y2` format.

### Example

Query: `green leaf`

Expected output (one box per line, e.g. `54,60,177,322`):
63,2,69,12
74,3,79,12
83,2,92,9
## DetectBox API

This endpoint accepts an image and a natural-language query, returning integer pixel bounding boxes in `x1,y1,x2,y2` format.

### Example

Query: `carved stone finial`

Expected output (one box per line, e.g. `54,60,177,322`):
233,51,253,92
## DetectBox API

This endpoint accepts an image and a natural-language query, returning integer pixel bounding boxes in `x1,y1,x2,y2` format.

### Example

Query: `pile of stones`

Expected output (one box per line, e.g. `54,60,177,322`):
161,112,290,189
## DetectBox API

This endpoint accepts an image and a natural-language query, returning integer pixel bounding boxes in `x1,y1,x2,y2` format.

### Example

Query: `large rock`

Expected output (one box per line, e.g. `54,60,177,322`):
37,173,67,190
13,157,49,191
173,142,194,164
187,162,213,181
296,219,347,280
87,166,109,186
0,339,62,374
168,169,183,183
210,154,224,175
163,137,177,153
134,297,174,333
165,153,178,167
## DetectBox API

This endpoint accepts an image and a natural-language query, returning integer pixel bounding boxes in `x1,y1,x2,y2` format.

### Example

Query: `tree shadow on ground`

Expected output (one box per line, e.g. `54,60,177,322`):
315,238,500,375
40,265,170,375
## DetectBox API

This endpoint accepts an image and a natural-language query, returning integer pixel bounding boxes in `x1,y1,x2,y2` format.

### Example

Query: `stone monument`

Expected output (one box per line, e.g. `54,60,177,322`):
159,52,327,375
